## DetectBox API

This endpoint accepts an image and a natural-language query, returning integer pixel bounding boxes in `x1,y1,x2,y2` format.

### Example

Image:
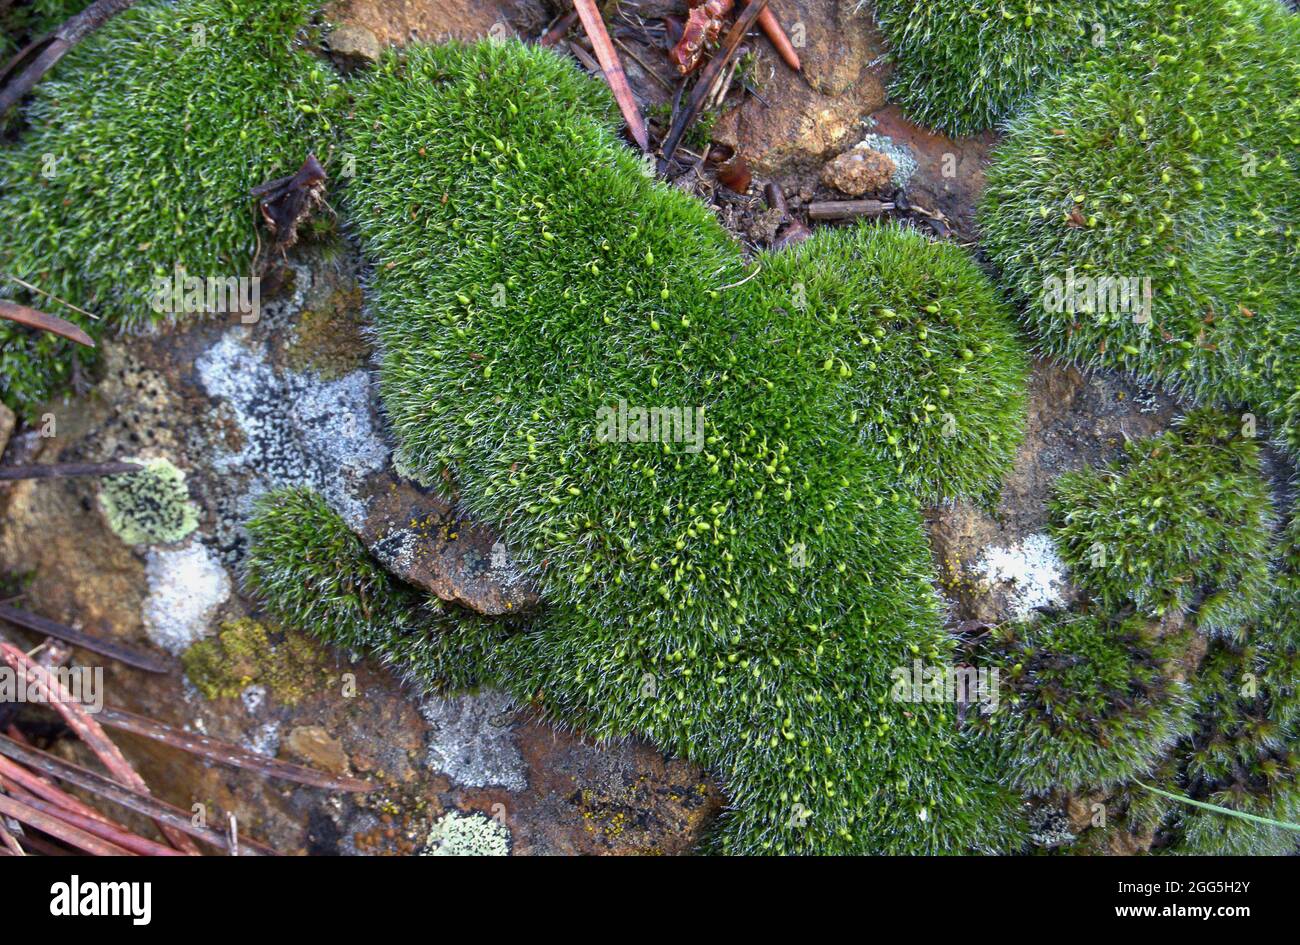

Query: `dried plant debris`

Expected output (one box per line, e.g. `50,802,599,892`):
670,0,733,75
252,153,329,262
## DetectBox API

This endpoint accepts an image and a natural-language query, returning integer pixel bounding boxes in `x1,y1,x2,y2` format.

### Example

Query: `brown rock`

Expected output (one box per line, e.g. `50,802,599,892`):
821,145,896,196
328,24,383,65
286,725,351,776
711,1,888,176
927,358,1182,628
355,475,540,617
0,242,717,857
325,0,547,47
0,414,148,647
475,716,725,855
1066,792,1103,833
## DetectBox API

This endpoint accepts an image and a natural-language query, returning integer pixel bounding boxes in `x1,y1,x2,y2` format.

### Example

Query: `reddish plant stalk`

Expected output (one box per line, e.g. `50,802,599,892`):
572,0,650,150
0,642,200,854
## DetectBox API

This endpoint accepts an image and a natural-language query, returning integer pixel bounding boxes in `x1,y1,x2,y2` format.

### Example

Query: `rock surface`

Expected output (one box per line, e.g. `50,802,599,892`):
712,1,888,176
286,725,353,776
927,359,1180,629
327,23,383,65
821,143,896,196
325,0,548,46
356,476,539,616
0,239,721,856
0,402,13,455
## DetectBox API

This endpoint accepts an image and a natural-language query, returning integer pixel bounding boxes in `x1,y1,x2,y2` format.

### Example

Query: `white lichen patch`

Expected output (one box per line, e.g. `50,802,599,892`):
856,119,918,189
246,720,282,758
972,532,1068,621
420,688,526,791
422,811,510,857
241,684,268,715
142,541,231,654
196,327,388,559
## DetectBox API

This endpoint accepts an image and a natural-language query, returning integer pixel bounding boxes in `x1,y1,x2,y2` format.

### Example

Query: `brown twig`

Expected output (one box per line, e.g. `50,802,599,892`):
0,300,94,347
3,790,182,855
706,42,745,110
0,461,141,481
660,0,769,163
765,182,811,249
746,1,800,71
806,199,896,221
0,0,137,116
0,793,132,855
0,642,200,853
572,0,649,151
0,603,169,673
98,705,377,793
567,39,601,74
0,735,276,855
539,8,579,46
0,815,23,855
0,751,123,829
2,274,99,321
11,832,72,856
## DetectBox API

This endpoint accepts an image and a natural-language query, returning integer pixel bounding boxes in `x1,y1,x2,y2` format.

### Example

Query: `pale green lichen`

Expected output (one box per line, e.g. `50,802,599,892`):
422,811,510,857
99,457,199,546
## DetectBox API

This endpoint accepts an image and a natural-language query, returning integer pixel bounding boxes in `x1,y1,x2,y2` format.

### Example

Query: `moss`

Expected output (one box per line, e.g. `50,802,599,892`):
98,457,200,546
758,225,1029,504
1144,504,1300,854
647,102,718,152
1062,759,1179,855
245,480,1024,857
287,39,1032,855
980,0,1300,455
247,481,1029,855
283,286,369,379
1167,622,1300,855
242,487,513,695
1049,409,1274,637
422,810,510,856
181,617,332,706
873,0,1127,136
976,612,1192,793
0,0,345,411
0,570,32,601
